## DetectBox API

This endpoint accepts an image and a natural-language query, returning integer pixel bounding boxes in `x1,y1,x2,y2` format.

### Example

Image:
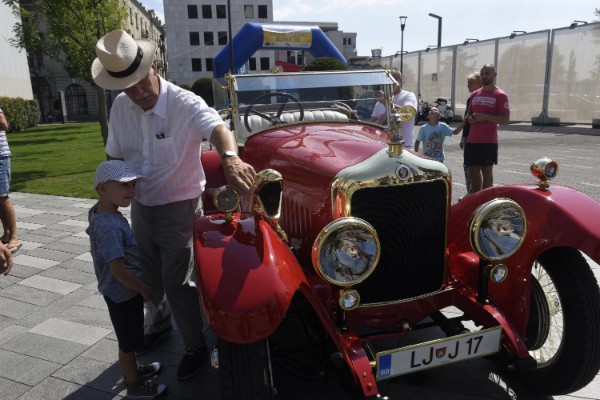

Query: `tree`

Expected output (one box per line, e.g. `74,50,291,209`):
2,0,127,144
302,57,348,72
191,78,214,106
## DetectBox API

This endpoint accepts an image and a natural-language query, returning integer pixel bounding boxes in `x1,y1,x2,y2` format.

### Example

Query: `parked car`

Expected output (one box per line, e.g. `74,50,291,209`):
195,69,600,399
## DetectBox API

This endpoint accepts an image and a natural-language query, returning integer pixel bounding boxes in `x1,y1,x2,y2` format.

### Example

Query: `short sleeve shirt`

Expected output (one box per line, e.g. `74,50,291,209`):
417,122,454,161
394,90,418,148
86,204,144,303
0,108,11,157
106,76,225,206
467,87,509,144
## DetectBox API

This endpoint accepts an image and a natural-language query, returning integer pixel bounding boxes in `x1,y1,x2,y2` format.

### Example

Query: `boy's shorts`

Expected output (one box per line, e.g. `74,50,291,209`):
0,156,11,197
104,294,144,353
464,143,498,166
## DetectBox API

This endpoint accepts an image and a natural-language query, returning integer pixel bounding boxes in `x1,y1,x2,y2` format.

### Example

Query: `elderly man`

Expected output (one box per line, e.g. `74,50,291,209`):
91,29,256,381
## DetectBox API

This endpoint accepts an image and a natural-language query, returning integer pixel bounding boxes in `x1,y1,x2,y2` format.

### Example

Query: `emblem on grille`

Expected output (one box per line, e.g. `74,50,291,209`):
396,165,412,181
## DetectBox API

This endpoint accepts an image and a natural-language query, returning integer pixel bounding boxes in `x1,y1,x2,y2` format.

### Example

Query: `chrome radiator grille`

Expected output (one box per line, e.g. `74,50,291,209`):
351,180,448,304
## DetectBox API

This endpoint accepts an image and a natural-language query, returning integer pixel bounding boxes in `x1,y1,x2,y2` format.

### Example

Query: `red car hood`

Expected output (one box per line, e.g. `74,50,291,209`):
242,122,388,181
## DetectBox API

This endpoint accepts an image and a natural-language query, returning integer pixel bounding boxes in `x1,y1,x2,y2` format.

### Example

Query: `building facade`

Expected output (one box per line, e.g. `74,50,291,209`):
163,0,357,85
0,2,33,100
26,0,166,123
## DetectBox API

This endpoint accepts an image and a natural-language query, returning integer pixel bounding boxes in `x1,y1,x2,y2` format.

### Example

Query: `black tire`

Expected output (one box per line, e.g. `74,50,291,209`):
517,247,600,394
219,338,276,400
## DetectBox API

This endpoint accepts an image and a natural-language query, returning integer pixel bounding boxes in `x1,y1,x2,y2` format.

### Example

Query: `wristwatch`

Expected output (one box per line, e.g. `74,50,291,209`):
221,150,238,160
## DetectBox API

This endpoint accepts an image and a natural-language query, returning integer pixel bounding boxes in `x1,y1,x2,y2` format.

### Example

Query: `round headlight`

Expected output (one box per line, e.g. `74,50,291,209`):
469,199,527,261
339,289,361,310
312,217,380,287
213,185,240,212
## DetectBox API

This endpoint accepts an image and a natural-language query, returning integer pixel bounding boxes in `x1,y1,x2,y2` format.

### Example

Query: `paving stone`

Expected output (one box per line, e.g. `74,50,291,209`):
17,288,97,328
56,305,113,330
0,348,61,385
0,324,27,346
0,284,62,306
14,254,62,270
17,376,116,400
60,235,90,247
17,222,45,231
77,293,107,311
0,296,39,319
18,275,82,295
28,227,73,239
0,376,31,400
5,264,40,279
29,318,111,346
51,356,122,394
59,258,94,274
59,219,89,228
16,232,61,244
23,248,76,262
41,241,89,255
0,332,87,364
20,241,45,251
76,252,93,262
40,266,96,286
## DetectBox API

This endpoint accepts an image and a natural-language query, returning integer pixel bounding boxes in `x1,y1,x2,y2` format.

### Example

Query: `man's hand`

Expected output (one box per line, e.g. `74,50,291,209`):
222,156,256,194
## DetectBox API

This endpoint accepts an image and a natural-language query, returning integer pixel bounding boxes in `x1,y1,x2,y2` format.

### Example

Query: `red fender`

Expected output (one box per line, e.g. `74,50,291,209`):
448,183,600,334
193,213,307,344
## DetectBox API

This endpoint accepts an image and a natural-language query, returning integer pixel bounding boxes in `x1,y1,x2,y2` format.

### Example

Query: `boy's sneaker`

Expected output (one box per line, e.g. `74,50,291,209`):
126,380,167,399
138,362,162,379
124,362,162,384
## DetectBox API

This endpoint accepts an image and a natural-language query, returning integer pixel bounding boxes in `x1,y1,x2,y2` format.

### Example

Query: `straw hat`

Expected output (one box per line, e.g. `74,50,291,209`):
91,29,157,90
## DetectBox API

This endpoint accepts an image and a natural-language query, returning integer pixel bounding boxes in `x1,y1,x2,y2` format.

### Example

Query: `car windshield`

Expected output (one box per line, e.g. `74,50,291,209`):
219,70,397,140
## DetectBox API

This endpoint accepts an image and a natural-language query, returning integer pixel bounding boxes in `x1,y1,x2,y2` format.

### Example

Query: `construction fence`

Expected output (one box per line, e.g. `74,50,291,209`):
350,22,600,126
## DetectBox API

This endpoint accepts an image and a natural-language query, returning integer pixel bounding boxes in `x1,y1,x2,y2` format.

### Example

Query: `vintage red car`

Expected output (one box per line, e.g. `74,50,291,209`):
194,69,600,399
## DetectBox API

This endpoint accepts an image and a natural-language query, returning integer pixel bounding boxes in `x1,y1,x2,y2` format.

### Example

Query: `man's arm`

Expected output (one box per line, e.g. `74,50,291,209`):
210,124,256,193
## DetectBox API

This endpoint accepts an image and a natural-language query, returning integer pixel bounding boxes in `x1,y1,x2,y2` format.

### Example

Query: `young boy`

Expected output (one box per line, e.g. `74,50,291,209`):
87,160,167,399
415,107,459,162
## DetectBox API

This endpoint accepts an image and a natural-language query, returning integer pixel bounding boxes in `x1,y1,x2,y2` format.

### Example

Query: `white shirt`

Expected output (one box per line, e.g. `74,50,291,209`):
106,76,224,206
393,90,418,148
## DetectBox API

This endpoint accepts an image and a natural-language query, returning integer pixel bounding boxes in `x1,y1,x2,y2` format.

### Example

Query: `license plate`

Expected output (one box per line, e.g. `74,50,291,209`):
376,326,502,380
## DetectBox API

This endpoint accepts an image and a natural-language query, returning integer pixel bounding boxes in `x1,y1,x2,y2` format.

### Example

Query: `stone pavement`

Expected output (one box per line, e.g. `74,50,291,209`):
0,191,598,400
0,192,218,400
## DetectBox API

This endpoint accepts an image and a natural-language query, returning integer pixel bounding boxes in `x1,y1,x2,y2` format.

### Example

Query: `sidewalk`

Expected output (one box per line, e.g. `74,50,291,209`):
0,192,218,400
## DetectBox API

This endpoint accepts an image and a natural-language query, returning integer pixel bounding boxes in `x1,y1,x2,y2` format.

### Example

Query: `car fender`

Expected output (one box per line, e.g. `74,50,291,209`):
194,213,307,344
448,184,600,333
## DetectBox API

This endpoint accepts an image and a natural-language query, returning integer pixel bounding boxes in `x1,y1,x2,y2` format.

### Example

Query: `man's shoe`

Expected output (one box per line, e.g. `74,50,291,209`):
126,379,167,399
137,327,172,356
177,346,207,381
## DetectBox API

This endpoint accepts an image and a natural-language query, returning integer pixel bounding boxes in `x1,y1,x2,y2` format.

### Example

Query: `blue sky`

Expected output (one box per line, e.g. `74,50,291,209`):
143,0,598,57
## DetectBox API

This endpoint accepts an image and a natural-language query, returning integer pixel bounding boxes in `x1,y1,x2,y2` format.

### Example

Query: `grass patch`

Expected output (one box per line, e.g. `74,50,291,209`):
9,123,105,199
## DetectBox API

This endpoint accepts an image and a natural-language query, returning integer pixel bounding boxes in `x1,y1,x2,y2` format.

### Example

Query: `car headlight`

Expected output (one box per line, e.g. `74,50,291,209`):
213,185,240,213
312,217,380,287
469,199,527,261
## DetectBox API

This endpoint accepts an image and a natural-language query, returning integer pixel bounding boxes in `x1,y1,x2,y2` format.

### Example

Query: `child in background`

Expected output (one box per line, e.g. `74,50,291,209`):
87,160,167,399
415,107,459,162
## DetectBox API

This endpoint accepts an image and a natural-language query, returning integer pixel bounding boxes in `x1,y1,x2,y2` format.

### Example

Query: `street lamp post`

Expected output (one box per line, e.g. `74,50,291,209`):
399,16,407,74
428,13,442,48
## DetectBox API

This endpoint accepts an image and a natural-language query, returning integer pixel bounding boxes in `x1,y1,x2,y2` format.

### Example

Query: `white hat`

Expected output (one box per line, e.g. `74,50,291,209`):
91,29,157,90
94,160,146,188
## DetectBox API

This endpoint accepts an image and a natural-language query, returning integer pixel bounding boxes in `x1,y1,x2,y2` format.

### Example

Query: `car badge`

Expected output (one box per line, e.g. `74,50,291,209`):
436,347,447,358
396,164,412,181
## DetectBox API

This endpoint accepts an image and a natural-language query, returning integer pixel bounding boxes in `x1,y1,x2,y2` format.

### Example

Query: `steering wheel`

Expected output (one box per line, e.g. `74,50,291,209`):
244,92,304,133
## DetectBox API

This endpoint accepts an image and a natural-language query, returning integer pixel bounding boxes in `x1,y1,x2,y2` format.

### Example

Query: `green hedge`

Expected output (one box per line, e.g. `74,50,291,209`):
0,97,40,133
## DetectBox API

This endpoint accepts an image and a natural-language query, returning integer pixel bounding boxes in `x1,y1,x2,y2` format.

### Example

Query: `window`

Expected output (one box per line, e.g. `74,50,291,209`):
190,32,200,46
204,32,214,45
65,84,88,115
192,58,202,71
135,14,139,28
187,5,198,18
258,5,267,18
129,8,133,23
249,57,257,71
206,58,213,71
202,5,212,18
216,5,226,18
244,5,254,18
260,57,270,70
218,32,227,45
343,37,352,45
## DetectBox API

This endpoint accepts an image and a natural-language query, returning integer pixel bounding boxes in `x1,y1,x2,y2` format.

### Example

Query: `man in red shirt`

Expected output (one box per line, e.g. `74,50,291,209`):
464,64,510,193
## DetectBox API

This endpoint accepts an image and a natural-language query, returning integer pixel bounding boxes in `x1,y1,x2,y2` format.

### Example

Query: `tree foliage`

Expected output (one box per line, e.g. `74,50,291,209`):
191,78,215,106
2,0,127,144
302,57,348,72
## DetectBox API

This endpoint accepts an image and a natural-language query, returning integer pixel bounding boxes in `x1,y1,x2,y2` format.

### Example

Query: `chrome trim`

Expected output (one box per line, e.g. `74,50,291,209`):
530,157,559,190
